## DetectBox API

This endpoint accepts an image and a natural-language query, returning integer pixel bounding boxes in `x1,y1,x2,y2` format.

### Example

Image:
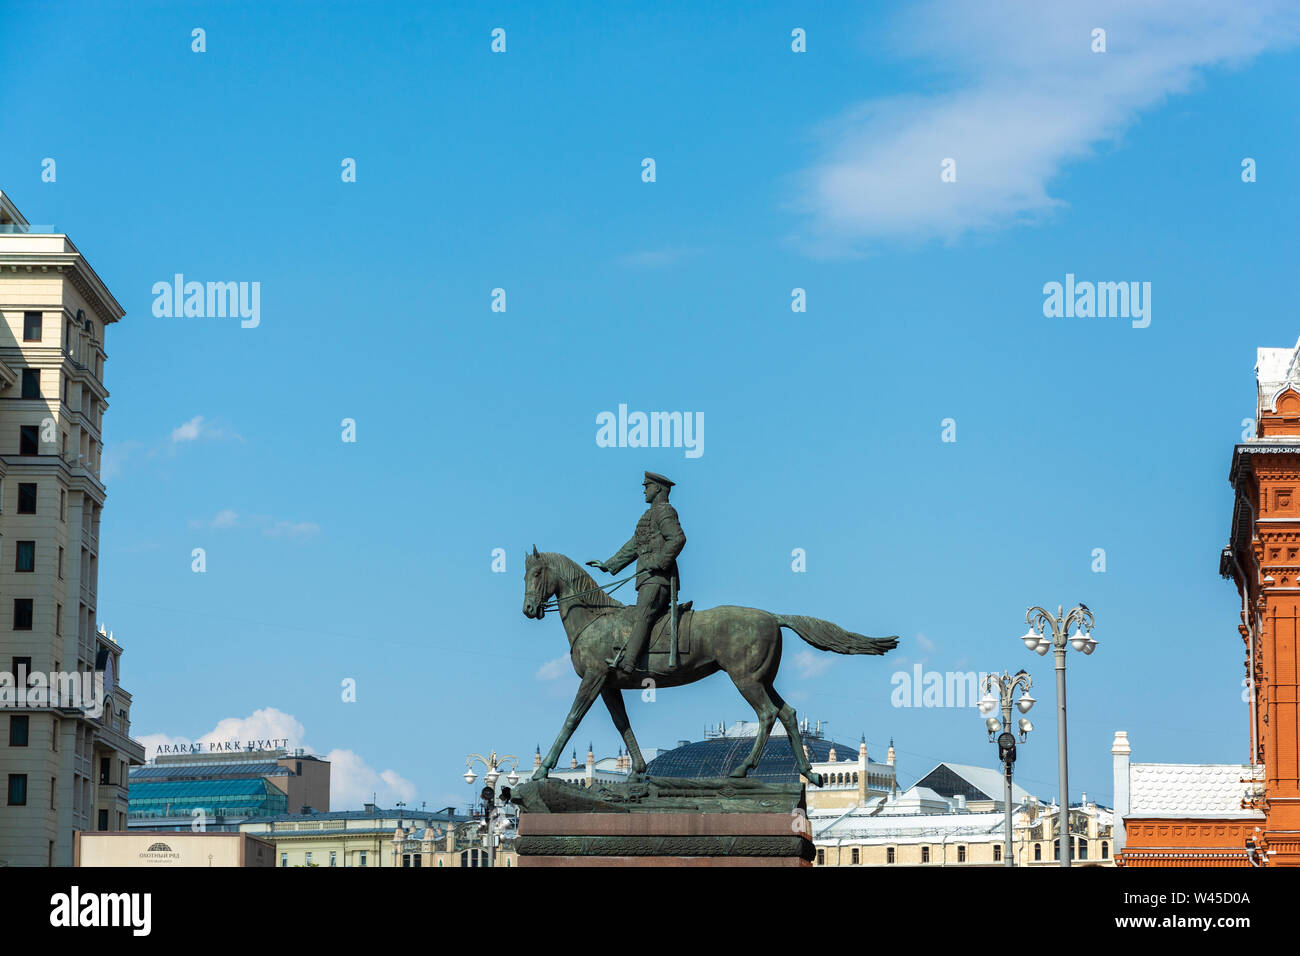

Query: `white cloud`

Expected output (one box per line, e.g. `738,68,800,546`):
136,708,415,811
797,1,1300,247
327,749,417,809
171,415,205,443
618,247,700,267
211,509,239,528
536,654,572,681
914,632,936,654
170,415,244,444
792,649,831,679
263,519,321,538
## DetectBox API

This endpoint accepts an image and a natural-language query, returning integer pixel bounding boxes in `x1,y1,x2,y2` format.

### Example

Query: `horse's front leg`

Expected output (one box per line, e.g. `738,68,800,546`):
534,670,606,780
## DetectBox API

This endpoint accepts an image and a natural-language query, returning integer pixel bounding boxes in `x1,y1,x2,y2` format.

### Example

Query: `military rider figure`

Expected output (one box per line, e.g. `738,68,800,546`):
587,472,686,675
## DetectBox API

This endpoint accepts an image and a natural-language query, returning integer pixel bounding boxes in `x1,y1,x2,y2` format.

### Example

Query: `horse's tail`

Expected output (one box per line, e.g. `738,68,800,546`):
777,615,899,656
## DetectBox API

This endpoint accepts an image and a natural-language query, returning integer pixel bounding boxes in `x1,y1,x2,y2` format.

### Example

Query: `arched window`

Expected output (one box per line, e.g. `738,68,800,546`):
1034,843,1041,861
1101,841,1109,859
1053,839,1060,860
1079,840,1088,860
853,773,859,785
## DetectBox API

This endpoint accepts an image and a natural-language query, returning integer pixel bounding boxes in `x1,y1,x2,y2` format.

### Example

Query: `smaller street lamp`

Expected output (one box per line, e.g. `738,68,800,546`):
982,669,1034,868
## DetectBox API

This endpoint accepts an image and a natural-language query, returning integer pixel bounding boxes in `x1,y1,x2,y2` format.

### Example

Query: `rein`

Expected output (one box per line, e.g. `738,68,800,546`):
539,569,644,613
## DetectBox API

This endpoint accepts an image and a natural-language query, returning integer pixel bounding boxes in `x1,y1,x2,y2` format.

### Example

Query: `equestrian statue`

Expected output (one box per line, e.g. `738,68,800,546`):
521,471,898,788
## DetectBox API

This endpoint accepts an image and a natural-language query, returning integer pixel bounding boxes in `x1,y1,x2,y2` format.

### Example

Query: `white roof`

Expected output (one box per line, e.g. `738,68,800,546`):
1255,338,1300,414
1128,763,1264,819
919,762,1035,804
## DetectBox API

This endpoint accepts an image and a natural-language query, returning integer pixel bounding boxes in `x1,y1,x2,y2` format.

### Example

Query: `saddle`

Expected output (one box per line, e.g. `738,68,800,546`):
615,601,693,674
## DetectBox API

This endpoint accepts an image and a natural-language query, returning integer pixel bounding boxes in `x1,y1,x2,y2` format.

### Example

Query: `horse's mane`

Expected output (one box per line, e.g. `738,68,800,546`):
541,552,625,610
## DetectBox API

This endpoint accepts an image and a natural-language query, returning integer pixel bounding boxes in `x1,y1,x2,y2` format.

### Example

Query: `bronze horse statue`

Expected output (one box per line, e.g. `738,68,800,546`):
522,547,898,787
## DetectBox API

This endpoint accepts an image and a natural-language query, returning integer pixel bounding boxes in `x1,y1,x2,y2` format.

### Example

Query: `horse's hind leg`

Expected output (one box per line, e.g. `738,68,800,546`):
728,679,778,778
769,684,823,787
601,685,647,779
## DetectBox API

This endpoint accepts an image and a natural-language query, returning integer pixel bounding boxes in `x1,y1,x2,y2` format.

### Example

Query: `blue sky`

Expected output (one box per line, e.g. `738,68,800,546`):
2,0,1298,812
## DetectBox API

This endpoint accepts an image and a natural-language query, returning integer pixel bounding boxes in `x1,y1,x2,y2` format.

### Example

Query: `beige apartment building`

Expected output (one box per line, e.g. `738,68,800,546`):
0,191,143,866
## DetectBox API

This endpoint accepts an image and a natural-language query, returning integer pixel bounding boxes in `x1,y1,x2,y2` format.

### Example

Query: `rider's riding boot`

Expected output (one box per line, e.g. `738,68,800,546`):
611,615,653,674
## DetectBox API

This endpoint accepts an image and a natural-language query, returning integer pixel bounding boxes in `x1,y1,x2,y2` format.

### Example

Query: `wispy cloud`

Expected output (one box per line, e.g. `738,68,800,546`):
792,649,832,679
171,414,243,444
536,654,572,681
795,1,1300,248
618,247,701,268
189,510,321,538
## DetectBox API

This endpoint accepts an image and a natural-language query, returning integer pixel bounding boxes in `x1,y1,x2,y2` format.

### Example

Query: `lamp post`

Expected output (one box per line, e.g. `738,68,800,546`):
464,750,520,868
979,670,1035,867
1020,604,1097,867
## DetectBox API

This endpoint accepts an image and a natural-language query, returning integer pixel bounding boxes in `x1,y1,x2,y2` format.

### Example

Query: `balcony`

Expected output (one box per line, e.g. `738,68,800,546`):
94,720,145,765
97,781,128,808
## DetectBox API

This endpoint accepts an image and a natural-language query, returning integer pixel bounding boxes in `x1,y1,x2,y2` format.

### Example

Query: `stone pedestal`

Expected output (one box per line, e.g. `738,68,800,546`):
511,776,814,867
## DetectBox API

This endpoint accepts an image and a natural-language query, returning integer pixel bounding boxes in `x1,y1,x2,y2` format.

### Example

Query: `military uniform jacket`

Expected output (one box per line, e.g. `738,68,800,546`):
605,500,686,590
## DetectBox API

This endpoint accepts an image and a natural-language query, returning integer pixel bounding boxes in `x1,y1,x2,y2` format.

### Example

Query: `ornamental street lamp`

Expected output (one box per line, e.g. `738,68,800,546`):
464,750,520,867
1020,604,1096,868
979,669,1034,868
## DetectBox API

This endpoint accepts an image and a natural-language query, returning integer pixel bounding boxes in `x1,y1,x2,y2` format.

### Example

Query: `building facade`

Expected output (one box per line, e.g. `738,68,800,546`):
1117,337,1300,866
239,805,503,867
127,748,330,830
0,191,142,866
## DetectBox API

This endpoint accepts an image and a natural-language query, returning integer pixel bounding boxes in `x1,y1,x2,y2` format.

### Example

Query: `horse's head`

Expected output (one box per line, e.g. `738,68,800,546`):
522,545,555,619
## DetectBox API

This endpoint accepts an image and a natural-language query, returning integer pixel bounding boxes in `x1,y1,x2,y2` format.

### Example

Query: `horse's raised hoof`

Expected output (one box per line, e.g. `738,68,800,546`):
531,767,550,782
805,771,824,788
728,767,749,779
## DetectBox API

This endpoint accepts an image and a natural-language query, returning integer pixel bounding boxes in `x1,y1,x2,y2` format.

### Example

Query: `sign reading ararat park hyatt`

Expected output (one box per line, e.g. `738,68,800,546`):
153,738,291,756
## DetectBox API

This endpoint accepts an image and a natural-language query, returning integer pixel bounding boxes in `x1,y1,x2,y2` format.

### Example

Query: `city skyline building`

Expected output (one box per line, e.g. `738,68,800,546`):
0,191,142,866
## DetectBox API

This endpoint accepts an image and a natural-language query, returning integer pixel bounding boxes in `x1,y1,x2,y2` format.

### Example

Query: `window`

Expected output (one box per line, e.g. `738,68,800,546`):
56,604,62,635
98,809,109,831
7,774,27,805
994,844,1002,862
23,312,41,342
816,848,825,866
957,845,966,863
329,851,337,867
59,489,65,521
13,600,33,630
1053,839,1060,860
305,852,312,865
851,847,860,865
12,658,32,684
1102,841,1109,860
51,718,58,750
921,846,930,863
359,851,367,867
1079,839,1088,860
280,853,287,868
887,846,895,864
99,757,110,785
17,483,36,514
19,425,39,456
9,715,28,747
15,541,34,572
50,777,56,808
21,369,40,399
57,547,63,578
